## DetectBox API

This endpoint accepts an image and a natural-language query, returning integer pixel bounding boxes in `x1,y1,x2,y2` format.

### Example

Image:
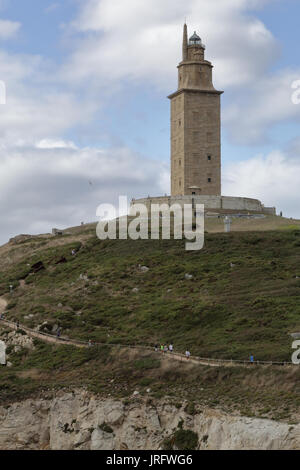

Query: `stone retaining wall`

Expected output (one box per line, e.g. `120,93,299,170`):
131,195,276,215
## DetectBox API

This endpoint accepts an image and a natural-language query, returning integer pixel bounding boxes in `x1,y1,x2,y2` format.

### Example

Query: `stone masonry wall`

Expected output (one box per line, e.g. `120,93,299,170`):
131,196,276,215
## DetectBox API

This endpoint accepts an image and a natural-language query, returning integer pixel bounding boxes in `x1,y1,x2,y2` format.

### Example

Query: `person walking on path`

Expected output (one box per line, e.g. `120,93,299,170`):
169,343,173,353
160,344,164,352
164,344,168,353
185,350,191,360
154,344,158,352
250,354,254,364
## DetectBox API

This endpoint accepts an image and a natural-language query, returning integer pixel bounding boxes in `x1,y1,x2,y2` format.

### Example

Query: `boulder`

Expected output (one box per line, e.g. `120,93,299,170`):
140,266,149,273
91,428,115,450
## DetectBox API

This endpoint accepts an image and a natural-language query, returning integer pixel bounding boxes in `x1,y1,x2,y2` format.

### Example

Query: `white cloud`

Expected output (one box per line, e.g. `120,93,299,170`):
0,49,97,145
0,144,169,244
3,142,298,246
36,139,78,150
0,0,288,148
224,69,300,144
0,19,20,39
0,50,42,83
0,0,299,246
223,150,300,217
0,91,95,144
60,0,292,146
62,0,279,90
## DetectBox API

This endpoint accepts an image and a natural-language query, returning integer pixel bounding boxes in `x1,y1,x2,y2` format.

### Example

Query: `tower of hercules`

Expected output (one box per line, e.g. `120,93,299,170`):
131,24,276,217
168,24,223,197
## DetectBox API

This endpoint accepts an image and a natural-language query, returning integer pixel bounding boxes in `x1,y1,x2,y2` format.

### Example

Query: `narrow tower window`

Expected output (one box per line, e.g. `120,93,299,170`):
208,178,212,183
208,155,211,161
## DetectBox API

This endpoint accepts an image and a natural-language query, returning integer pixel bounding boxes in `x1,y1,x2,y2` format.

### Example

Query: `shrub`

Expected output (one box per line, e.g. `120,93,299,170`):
162,429,198,450
134,357,160,370
17,329,27,336
184,402,198,416
139,377,153,386
99,422,114,434
6,301,17,310
6,345,13,355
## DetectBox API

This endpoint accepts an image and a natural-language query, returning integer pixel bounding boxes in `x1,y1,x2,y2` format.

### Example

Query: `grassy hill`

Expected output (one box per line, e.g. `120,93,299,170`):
0,216,299,421
1,217,300,362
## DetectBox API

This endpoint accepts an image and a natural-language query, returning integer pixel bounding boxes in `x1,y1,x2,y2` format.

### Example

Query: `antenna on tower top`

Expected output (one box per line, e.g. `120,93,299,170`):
182,22,188,61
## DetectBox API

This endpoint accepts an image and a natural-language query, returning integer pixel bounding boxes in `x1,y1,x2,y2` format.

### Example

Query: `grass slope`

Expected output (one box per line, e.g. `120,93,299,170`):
1,225,300,362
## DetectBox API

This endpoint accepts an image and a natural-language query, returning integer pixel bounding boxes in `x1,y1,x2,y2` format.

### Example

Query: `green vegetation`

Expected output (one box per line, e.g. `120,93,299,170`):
184,402,198,416
0,220,299,420
99,422,114,434
162,429,199,450
1,228,300,361
134,357,161,370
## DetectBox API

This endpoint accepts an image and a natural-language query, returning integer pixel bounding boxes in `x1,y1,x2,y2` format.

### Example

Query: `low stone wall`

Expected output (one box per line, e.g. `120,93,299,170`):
131,195,276,216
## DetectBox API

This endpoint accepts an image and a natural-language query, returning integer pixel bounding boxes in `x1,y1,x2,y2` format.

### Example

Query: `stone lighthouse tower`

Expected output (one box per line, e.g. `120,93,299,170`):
131,25,275,217
168,24,223,196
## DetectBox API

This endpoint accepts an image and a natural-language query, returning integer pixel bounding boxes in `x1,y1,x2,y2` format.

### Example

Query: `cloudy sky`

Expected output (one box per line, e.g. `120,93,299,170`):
0,0,300,244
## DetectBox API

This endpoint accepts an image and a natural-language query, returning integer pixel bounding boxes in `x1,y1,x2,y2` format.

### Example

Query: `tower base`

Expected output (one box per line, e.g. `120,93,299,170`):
130,195,276,216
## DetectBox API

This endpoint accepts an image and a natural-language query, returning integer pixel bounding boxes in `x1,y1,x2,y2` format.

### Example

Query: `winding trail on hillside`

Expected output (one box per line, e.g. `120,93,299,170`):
0,295,296,369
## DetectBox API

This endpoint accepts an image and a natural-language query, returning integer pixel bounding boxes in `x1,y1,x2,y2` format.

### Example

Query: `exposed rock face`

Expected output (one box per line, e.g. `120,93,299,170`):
0,391,299,450
1,330,35,352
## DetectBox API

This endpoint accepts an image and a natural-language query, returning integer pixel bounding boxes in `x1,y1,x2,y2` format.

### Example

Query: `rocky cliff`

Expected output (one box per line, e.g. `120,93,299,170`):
0,390,298,450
